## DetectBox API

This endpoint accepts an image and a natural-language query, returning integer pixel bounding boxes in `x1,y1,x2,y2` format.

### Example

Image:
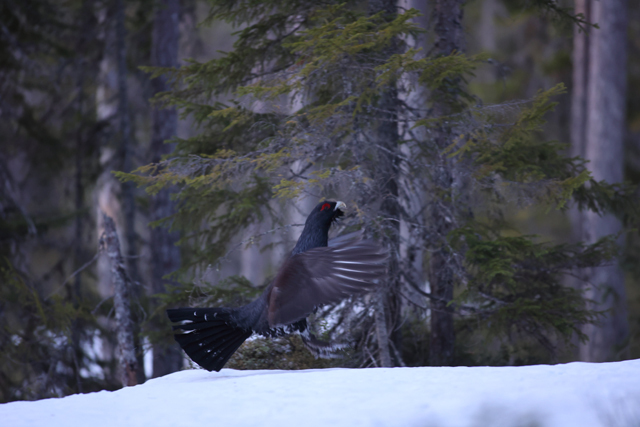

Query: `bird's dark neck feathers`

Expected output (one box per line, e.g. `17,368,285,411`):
290,221,330,255
236,210,331,331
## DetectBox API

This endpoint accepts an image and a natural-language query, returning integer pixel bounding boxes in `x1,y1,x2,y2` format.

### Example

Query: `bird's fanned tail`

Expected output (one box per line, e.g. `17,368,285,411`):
167,307,251,372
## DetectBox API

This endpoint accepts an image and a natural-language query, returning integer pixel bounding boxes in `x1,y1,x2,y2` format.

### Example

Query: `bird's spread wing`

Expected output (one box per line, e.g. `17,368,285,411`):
327,230,363,247
267,236,388,327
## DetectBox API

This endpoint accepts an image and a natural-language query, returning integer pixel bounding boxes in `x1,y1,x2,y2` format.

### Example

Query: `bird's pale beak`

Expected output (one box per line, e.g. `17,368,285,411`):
335,201,346,211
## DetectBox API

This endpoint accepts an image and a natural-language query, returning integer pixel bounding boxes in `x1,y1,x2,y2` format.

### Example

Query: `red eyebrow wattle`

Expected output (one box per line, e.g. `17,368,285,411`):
321,203,331,211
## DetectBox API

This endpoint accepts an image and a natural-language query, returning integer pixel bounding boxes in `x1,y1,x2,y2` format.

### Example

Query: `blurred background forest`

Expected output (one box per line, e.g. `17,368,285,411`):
1,0,639,402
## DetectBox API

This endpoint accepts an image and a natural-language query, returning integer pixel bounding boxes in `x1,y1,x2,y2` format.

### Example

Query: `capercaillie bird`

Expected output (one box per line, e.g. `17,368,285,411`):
166,200,388,371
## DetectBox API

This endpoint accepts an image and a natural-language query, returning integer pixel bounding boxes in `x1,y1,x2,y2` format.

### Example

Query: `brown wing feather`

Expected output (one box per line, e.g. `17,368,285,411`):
267,237,388,327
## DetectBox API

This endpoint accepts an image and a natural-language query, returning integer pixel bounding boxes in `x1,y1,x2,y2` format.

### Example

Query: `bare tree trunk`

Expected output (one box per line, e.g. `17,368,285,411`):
478,0,497,52
70,0,101,393
115,0,137,282
149,0,183,377
571,0,591,164
71,108,85,394
396,0,428,365
428,0,464,366
374,292,393,367
367,0,403,368
374,86,402,368
114,0,146,385
433,0,465,56
102,213,138,387
571,0,630,362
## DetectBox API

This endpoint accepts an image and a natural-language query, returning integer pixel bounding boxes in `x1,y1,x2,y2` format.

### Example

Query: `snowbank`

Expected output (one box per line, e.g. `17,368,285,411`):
2,360,640,427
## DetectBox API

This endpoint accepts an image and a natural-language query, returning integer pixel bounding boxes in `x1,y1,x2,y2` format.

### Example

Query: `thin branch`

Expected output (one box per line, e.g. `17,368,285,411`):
46,247,102,300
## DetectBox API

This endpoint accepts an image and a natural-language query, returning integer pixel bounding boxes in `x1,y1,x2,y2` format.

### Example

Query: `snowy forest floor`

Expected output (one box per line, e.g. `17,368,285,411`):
2,360,640,427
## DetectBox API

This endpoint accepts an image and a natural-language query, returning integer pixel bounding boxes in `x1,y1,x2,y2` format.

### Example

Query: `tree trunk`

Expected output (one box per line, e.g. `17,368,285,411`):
70,0,101,393
367,0,403,368
374,292,393,367
149,0,183,377
115,0,137,283
428,0,464,366
115,0,146,385
374,85,402,368
102,213,138,387
478,0,497,53
571,0,591,164
571,0,630,362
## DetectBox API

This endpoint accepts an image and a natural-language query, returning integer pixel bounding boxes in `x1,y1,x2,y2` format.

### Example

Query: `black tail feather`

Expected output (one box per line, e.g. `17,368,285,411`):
179,327,239,359
167,307,252,372
168,307,233,323
196,332,250,370
172,319,230,332
173,326,236,350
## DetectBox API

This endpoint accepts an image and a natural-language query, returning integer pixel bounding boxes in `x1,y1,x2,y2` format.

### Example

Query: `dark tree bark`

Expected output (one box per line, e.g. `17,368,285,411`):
115,0,139,288
571,0,591,163
367,0,403,368
70,0,101,393
571,0,630,362
374,87,401,368
428,0,464,366
149,0,183,377
114,0,146,385
102,213,138,387
433,0,465,56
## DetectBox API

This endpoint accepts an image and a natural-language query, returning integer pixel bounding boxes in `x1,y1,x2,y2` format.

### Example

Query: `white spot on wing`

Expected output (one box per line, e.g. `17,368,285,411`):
334,273,368,283
335,267,365,273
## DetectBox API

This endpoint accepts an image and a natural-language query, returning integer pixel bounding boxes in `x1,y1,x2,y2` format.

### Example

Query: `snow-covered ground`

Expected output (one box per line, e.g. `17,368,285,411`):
2,360,640,427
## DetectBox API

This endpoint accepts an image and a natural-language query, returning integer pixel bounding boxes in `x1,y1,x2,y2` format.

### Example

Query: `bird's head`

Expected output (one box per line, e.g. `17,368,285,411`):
306,200,346,228
291,201,346,255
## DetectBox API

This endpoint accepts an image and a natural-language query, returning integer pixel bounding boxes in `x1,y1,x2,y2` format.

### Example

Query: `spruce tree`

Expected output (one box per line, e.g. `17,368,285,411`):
122,0,637,367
